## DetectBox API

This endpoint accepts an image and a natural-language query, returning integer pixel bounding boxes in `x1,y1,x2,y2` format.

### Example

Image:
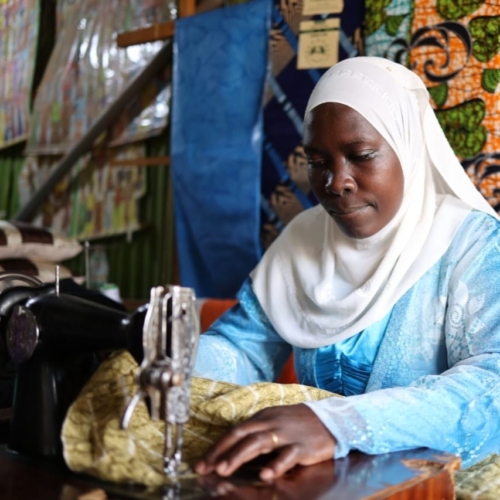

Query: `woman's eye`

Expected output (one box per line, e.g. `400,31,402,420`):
352,151,376,162
307,159,325,169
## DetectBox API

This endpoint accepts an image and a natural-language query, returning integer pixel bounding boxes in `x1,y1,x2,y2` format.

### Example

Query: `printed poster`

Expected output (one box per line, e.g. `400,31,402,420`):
0,0,40,149
28,0,174,154
19,144,147,240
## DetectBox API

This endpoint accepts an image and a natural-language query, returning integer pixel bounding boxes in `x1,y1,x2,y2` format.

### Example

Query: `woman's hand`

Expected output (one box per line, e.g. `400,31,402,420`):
194,404,336,480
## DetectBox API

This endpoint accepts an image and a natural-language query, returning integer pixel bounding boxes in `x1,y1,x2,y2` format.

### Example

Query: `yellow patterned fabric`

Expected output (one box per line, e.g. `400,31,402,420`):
61,351,338,487
61,350,500,496
456,454,500,500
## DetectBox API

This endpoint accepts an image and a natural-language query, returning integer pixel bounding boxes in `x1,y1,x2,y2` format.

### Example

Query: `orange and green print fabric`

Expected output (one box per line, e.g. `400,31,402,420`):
364,0,500,213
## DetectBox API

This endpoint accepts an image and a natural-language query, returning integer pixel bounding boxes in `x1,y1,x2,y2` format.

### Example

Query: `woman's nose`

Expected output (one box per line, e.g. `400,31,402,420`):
325,167,356,195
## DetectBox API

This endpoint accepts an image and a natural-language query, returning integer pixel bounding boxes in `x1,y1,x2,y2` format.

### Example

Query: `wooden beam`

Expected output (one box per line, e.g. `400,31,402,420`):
197,0,224,14
116,21,175,48
109,156,170,167
116,0,199,48
179,0,197,18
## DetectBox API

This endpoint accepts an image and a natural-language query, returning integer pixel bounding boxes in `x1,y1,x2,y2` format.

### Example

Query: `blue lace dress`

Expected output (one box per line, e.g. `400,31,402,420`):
194,210,500,467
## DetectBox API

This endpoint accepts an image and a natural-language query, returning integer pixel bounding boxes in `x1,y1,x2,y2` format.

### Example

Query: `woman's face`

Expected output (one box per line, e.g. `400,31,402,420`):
304,102,404,239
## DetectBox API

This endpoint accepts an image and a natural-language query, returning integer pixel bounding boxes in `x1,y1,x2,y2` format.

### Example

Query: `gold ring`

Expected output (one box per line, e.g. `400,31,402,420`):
270,431,279,446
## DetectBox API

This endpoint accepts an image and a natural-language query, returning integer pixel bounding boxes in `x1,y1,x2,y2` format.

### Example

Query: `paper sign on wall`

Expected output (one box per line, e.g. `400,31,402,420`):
297,18,340,70
302,0,343,16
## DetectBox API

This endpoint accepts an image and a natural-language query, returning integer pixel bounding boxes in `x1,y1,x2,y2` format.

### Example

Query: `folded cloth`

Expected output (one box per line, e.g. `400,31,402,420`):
61,351,338,487
62,351,500,497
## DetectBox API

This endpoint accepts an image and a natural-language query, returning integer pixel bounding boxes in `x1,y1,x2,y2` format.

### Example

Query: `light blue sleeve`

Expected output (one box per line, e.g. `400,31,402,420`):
193,278,292,385
305,213,500,467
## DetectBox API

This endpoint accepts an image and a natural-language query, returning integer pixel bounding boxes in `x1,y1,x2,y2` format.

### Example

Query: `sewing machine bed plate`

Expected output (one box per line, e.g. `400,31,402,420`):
0,445,459,500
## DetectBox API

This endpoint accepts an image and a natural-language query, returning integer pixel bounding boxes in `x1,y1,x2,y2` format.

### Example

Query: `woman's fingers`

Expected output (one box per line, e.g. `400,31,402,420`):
200,427,281,476
195,404,336,478
198,415,287,471
216,430,282,477
260,444,301,480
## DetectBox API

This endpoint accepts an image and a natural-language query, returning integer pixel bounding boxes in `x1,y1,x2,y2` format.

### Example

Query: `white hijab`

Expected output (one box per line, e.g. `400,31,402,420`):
251,57,498,349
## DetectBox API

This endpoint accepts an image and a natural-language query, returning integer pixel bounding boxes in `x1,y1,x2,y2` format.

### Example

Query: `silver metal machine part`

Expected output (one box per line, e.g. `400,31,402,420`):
121,285,200,479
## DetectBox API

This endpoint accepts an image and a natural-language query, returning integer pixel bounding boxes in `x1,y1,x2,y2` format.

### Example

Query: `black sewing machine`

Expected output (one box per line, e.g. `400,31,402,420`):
0,274,148,457
0,272,200,478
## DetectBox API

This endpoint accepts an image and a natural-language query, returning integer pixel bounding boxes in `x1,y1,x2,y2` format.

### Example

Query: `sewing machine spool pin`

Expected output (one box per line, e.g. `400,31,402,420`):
121,285,199,478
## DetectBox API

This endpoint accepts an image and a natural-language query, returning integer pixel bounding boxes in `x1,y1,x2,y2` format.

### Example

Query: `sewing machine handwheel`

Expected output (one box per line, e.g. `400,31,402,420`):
6,305,39,363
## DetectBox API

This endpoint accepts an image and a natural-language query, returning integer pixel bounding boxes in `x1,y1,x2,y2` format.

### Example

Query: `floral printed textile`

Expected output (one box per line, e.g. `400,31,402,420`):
364,0,500,213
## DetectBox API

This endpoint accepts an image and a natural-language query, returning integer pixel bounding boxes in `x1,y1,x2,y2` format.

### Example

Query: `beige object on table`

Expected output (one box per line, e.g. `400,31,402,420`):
455,454,500,500
61,351,338,487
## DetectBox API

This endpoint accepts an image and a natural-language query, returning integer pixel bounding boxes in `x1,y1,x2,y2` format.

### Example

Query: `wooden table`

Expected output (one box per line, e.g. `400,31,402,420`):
0,445,459,500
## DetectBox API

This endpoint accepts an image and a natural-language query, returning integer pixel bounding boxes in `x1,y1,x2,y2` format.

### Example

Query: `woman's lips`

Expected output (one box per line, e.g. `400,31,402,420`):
328,206,368,216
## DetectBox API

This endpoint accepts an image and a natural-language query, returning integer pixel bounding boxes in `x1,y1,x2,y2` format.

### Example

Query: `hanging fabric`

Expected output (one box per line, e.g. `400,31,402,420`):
171,0,271,297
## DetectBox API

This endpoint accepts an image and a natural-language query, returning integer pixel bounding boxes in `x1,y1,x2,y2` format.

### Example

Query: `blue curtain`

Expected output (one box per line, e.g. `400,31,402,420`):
171,0,271,298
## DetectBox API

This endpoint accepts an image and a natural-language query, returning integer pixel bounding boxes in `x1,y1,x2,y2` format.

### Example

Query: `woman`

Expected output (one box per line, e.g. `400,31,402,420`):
193,57,500,480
